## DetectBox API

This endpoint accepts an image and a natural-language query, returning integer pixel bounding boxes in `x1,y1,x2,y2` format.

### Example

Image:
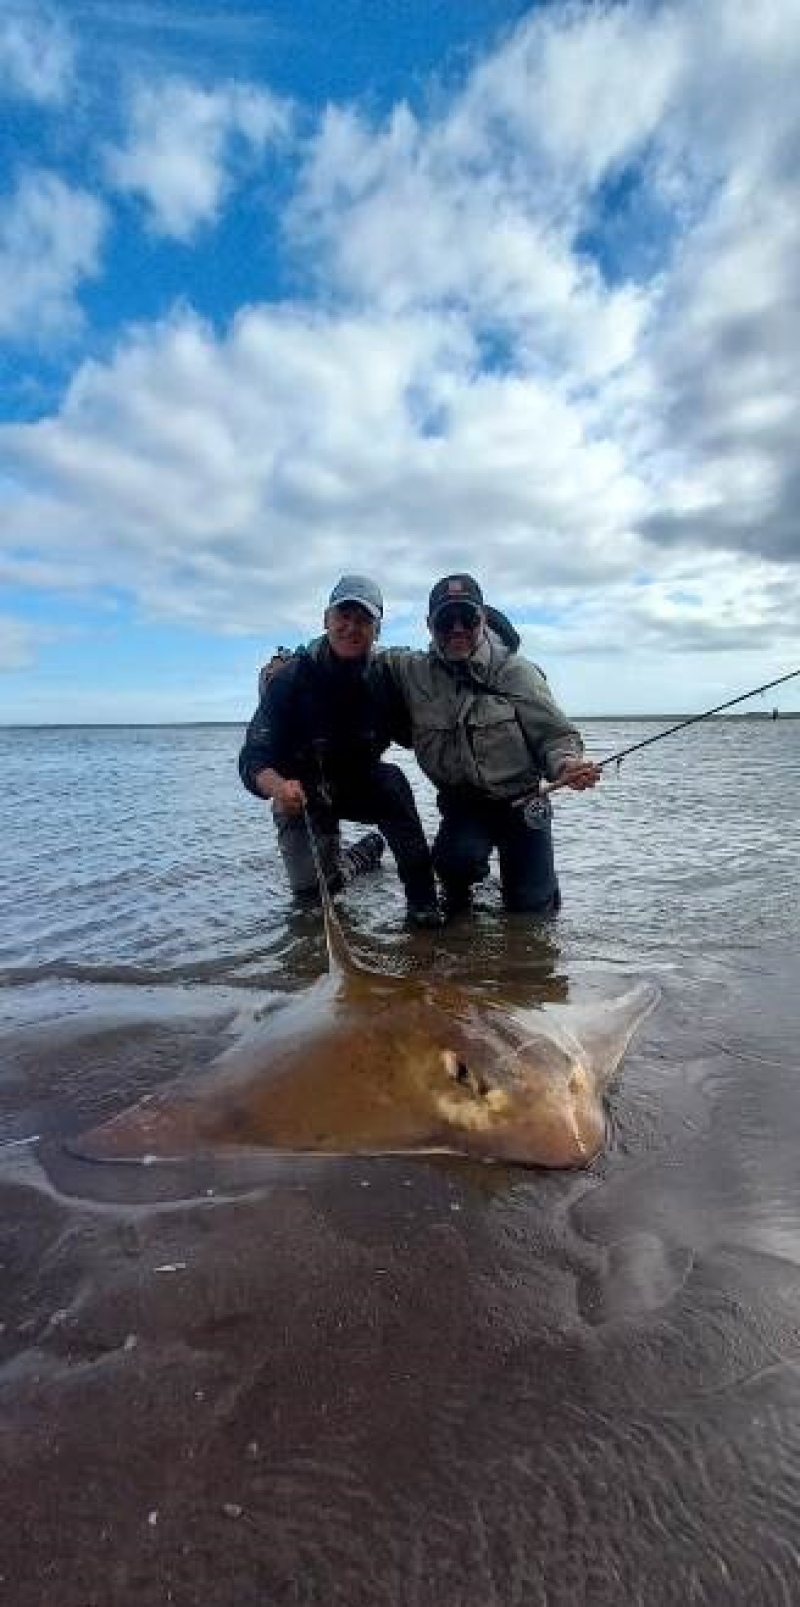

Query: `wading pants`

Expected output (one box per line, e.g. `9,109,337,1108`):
433,791,561,914
273,761,436,907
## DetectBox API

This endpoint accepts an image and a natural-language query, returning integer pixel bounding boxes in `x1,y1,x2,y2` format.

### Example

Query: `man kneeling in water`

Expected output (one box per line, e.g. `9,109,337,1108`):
377,575,601,916
238,575,442,928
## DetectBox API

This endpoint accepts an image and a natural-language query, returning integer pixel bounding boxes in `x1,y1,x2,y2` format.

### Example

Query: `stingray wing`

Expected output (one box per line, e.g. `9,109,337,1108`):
66,973,437,1165
67,1083,214,1162
534,979,659,1090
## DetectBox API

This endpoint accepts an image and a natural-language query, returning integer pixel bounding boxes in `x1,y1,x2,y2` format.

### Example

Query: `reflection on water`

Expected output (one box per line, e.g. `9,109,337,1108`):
1,719,798,994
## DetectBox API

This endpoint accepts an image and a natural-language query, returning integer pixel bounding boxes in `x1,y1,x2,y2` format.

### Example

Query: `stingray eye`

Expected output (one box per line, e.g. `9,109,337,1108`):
443,1050,490,1098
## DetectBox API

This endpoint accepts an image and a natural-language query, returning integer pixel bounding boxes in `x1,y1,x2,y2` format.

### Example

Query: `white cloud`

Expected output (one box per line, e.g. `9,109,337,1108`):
513,543,800,717
0,4,73,104
0,614,38,670
0,170,107,342
3,0,800,710
634,171,800,563
292,99,648,385
2,298,798,673
451,2,686,188
291,0,800,566
0,301,643,621
105,76,292,239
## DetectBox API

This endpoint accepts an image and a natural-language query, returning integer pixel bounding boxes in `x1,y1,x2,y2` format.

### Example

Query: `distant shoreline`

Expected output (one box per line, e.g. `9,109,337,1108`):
2,712,798,732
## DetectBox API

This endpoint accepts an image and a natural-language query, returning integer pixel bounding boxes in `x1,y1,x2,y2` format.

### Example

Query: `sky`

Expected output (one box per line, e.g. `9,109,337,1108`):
1,0,799,724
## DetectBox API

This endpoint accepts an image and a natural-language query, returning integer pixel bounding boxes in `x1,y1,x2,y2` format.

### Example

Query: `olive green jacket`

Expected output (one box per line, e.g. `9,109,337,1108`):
379,631,583,799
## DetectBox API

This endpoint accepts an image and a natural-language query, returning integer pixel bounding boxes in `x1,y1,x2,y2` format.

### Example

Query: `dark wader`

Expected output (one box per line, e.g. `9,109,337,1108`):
277,760,436,908
433,789,560,914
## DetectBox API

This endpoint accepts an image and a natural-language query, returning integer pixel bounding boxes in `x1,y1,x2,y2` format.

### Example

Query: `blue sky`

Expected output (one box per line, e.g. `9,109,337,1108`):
1,0,799,723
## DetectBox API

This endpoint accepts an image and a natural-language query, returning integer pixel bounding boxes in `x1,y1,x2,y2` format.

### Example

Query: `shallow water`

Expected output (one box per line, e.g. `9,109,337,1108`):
2,717,798,991
0,718,799,1604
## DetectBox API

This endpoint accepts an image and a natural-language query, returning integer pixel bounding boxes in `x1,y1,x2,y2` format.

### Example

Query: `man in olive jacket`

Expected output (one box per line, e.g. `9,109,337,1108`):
377,575,599,914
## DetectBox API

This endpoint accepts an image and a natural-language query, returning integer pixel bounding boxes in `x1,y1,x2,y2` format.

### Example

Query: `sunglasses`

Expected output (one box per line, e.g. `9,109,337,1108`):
434,605,481,633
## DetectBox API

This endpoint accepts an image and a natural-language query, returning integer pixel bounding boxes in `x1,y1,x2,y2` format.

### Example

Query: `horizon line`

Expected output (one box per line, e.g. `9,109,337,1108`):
2,710,798,732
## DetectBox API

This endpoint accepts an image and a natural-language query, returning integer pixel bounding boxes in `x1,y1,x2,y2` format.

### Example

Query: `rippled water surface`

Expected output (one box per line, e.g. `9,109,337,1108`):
2,718,798,991
1,718,799,1606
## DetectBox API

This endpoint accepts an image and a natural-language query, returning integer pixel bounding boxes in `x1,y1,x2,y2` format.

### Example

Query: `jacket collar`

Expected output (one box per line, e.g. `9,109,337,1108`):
431,628,508,683
307,635,372,678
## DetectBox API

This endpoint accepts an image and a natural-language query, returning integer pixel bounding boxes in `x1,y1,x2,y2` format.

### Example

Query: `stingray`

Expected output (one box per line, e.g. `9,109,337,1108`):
69,855,658,1170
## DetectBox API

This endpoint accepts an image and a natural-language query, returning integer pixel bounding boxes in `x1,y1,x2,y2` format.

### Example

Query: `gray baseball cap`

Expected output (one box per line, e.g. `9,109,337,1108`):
327,574,383,620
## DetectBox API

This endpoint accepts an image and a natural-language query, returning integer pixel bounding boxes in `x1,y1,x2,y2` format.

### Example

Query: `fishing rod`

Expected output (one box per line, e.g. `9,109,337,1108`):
515,666,800,820
302,801,334,906
301,801,351,966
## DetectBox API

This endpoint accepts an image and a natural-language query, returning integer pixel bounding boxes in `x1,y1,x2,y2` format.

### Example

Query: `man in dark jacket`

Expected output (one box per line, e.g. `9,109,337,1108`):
238,575,441,927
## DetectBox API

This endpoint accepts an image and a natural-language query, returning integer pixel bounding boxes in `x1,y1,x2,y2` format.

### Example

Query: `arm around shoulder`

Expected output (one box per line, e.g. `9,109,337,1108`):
374,644,418,680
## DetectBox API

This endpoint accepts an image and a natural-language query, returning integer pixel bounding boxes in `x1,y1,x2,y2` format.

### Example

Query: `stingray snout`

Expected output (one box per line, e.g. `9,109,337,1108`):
501,1058,607,1166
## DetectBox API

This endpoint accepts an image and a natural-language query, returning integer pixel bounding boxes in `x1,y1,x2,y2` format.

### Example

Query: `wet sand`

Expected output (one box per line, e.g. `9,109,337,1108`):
2,947,800,1605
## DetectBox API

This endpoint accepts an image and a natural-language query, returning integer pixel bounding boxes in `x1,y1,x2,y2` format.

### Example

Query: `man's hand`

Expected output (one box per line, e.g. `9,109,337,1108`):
273,777,307,814
556,756,601,791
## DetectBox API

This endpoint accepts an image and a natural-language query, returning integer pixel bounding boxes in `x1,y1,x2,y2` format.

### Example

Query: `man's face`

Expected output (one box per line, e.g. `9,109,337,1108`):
325,601,379,660
429,602,484,661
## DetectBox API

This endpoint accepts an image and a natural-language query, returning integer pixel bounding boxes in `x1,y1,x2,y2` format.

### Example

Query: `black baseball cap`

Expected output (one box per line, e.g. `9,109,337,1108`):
427,574,484,622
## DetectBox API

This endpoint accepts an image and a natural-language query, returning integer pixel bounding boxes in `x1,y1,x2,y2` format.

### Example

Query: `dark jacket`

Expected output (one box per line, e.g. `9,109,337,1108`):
238,636,412,804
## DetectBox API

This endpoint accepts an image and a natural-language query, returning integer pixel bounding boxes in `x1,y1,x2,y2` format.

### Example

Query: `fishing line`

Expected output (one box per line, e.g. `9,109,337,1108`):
301,801,352,971
516,666,800,825
302,802,333,904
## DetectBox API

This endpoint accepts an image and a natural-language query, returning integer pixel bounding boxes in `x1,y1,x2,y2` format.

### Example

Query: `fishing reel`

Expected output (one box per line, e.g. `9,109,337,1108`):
521,788,552,831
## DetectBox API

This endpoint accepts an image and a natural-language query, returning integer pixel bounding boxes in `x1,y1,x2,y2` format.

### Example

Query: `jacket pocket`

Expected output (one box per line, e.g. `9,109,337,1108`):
466,698,531,791
412,704,468,789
